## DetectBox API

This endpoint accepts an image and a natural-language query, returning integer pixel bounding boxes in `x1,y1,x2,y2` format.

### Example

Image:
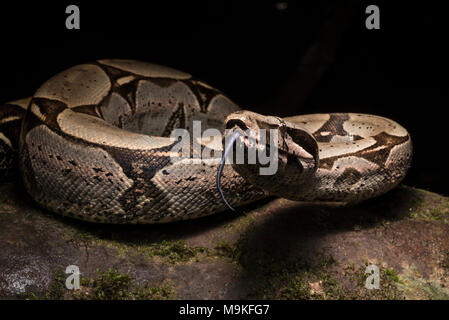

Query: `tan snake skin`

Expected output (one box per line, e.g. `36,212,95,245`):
0,59,412,223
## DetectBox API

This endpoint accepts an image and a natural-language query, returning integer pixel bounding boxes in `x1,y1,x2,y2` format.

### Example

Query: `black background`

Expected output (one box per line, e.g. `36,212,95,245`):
0,1,447,195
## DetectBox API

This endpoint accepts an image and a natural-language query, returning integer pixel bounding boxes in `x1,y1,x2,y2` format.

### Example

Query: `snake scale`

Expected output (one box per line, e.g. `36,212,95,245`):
0,59,412,224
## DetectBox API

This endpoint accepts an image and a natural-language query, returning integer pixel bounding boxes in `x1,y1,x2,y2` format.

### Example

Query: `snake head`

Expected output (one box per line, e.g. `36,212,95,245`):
218,110,319,204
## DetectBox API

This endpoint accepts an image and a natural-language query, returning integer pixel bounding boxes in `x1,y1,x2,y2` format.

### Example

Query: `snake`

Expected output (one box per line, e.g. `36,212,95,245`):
0,59,412,224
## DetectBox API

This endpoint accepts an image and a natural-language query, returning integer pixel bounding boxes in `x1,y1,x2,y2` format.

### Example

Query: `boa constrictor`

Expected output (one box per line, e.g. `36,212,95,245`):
0,59,412,224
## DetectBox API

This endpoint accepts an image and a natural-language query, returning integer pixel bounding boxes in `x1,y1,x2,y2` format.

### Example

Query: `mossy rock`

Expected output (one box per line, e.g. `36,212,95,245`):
1,181,448,299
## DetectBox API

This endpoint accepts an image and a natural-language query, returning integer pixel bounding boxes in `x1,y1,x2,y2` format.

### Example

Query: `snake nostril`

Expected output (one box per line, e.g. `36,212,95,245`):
289,154,304,173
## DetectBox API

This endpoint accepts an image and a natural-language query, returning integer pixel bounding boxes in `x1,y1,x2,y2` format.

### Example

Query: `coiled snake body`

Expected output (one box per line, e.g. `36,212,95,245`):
0,60,412,223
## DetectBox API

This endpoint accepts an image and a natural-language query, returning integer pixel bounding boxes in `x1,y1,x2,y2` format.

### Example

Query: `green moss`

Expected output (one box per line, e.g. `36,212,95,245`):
72,269,175,300
320,274,342,299
0,189,15,212
428,206,449,221
134,280,176,300
348,261,355,270
26,293,40,300
88,269,132,300
38,268,175,300
229,213,256,232
243,257,312,299
407,188,428,212
406,186,449,224
211,237,343,299
64,228,96,245
307,254,343,299
213,239,241,262
146,240,206,264
278,273,311,299
63,226,209,265
441,251,449,269
348,263,404,300
417,205,449,223
385,268,401,283
28,269,70,300
397,265,449,299
44,270,67,300
211,211,261,264
303,260,407,300
416,282,449,299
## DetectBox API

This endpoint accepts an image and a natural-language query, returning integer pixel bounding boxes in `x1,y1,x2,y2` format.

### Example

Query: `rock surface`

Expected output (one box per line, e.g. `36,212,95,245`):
1,180,448,300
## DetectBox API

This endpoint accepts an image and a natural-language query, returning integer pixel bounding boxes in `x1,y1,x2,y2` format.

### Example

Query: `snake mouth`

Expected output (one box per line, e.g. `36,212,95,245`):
218,110,321,210
219,111,275,211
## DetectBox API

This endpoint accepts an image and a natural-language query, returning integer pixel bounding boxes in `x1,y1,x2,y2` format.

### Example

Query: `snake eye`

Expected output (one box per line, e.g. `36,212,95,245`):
225,119,248,131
